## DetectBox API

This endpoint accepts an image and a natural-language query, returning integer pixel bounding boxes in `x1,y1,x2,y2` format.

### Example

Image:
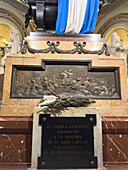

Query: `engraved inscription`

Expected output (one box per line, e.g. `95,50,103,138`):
38,114,97,169
45,124,89,161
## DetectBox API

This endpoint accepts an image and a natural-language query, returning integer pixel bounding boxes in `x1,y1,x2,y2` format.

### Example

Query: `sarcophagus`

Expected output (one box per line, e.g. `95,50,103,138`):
25,0,104,31
26,0,58,31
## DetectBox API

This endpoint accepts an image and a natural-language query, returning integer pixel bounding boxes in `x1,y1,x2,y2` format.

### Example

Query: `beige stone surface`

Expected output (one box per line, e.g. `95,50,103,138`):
0,37,128,117
27,40,105,51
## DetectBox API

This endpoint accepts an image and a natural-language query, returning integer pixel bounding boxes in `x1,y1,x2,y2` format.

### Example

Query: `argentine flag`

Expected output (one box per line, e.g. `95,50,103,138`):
55,0,99,34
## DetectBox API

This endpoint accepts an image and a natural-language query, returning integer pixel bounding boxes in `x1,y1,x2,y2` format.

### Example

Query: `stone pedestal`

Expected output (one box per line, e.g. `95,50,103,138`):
28,106,107,170
0,34,127,117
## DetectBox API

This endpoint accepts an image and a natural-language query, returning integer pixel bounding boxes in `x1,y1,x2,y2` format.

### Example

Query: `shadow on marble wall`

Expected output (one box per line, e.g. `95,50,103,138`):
0,75,4,102
110,32,128,87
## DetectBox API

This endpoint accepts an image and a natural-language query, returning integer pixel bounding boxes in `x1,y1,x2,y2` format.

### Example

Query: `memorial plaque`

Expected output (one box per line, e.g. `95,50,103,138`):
10,60,121,99
38,114,97,169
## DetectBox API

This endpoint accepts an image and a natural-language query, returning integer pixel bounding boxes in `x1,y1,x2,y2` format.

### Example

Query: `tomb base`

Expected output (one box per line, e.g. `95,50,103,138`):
28,106,107,170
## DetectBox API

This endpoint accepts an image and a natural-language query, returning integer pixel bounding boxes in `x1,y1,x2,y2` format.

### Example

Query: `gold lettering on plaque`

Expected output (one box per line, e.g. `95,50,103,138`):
60,140,71,145
47,125,52,129
54,140,59,144
57,130,79,134
69,125,89,129
48,140,52,145
46,122,91,162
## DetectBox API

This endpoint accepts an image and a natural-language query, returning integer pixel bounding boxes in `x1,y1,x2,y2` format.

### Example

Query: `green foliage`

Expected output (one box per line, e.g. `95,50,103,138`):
40,97,44,103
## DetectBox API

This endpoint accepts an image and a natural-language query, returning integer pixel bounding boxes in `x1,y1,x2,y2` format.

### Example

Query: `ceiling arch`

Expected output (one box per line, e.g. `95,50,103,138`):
0,1,32,40
3,0,28,12
95,7,128,34
100,0,128,14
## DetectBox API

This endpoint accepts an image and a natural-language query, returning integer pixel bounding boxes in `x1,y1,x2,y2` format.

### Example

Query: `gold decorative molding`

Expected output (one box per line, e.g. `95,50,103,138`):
96,14,128,35
0,23,12,59
0,6,30,39
30,20,37,32
0,23,12,47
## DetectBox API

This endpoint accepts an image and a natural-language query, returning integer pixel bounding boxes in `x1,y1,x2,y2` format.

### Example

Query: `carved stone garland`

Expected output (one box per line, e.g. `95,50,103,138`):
21,41,110,56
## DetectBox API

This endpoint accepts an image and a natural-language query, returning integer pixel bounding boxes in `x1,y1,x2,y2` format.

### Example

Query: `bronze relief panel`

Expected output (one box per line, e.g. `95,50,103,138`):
10,60,121,99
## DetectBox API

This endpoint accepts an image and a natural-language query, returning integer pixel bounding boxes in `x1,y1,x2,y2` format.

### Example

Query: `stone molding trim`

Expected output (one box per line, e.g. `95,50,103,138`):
21,41,110,56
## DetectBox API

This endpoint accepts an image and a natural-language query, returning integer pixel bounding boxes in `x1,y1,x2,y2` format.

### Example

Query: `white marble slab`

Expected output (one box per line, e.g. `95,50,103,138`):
28,107,107,170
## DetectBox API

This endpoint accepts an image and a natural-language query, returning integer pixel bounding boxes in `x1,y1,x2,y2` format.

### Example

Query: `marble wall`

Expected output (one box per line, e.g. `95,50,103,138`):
0,117,128,168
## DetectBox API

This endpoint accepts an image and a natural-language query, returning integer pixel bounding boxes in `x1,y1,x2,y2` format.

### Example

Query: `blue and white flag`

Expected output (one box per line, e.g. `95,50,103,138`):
55,0,99,34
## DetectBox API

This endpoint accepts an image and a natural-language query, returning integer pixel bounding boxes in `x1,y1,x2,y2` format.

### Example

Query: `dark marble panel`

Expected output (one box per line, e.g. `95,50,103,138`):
0,117,32,134
0,165,29,170
0,117,32,164
1,164,128,170
0,116,128,166
0,134,32,164
102,118,128,134
103,134,128,163
104,164,128,170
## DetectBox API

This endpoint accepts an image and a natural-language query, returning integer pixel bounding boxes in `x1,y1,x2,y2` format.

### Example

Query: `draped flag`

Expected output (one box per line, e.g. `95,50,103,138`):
55,0,99,34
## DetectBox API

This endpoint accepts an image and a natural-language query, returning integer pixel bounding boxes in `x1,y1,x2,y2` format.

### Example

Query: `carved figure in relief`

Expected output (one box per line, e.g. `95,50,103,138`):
25,81,31,96
0,47,10,74
60,72,68,85
36,78,43,95
43,77,49,90
108,85,117,97
76,78,83,88
14,69,118,98
98,81,109,96
110,32,120,48
110,32,128,63
52,75,58,88
64,69,74,86
110,32,128,85
84,77,92,90
64,69,73,78
15,80,24,97
30,80,38,96
49,80,55,92
0,28,21,75
10,28,21,55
